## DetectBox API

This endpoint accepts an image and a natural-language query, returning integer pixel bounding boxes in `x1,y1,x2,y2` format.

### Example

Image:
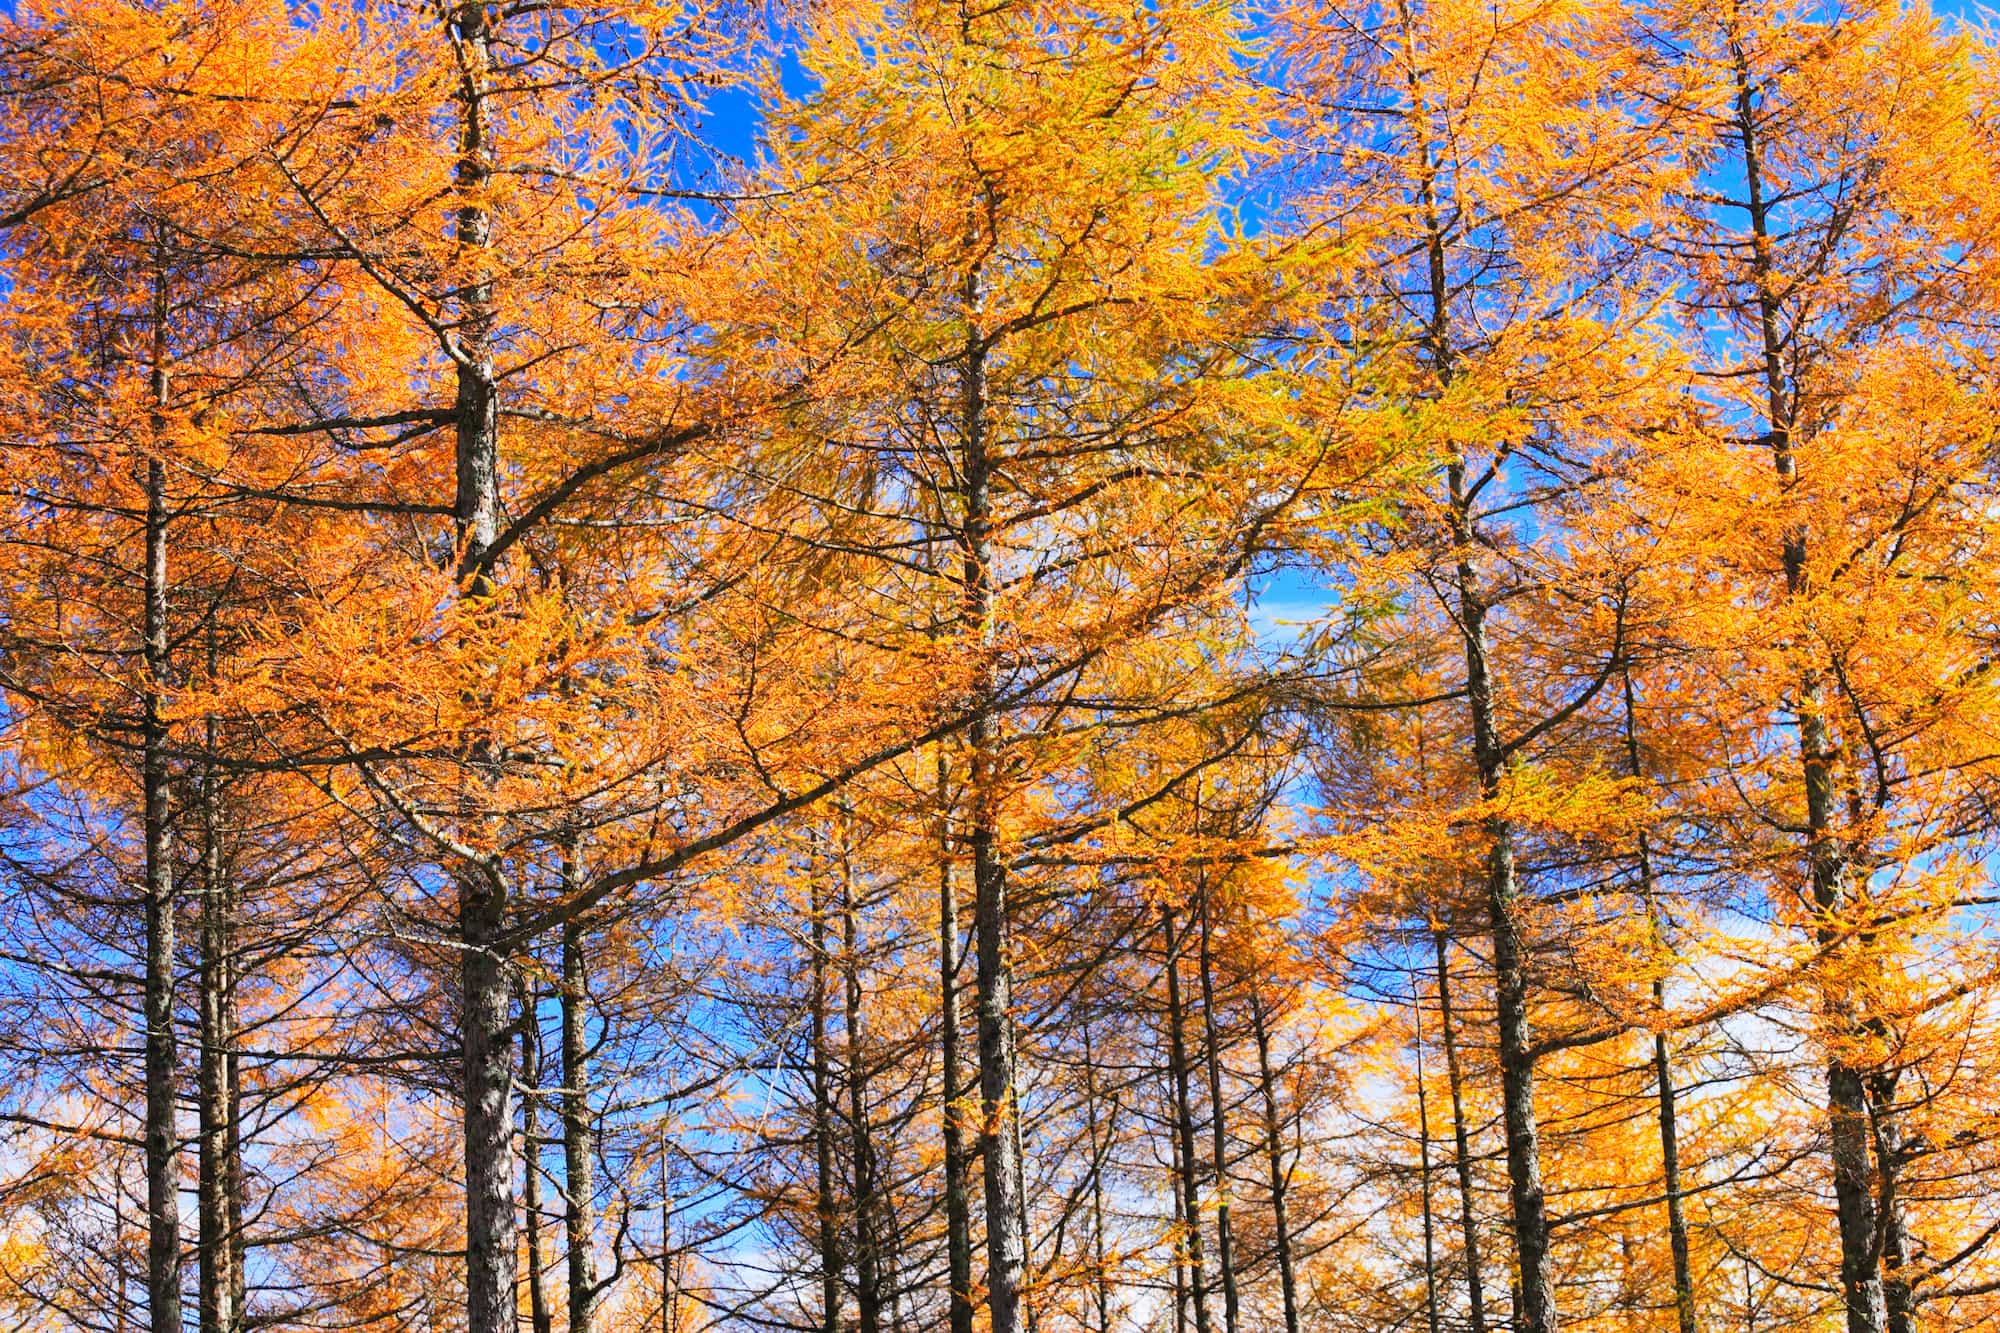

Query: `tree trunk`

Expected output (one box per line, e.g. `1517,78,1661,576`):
1248,988,1300,1333
519,979,553,1333
1194,884,1240,1333
1170,1107,1188,1333
1621,669,1700,1333
462,871,514,1333
811,873,841,1333
449,5,515,1330
1451,467,1557,1333
561,914,598,1333
1161,904,1213,1333
1434,931,1488,1333
1415,983,1442,1333
838,821,883,1333
1014,1096,1035,1333
659,1133,677,1333
197,641,239,1333
1401,31,1558,1311
1654,1023,1699,1333
1727,44,1885,1333
1081,1013,1114,1333
936,756,976,1333
1868,1072,1917,1333
142,253,182,1333
962,264,1026,1333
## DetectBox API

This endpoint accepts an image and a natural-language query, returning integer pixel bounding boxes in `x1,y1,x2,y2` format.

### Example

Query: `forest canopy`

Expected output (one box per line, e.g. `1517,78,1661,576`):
2,2,1998,1333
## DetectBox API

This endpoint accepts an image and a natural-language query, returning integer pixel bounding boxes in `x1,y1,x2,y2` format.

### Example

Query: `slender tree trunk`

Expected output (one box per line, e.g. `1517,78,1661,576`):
1081,1013,1113,1333
1452,470,1557,1333
519,979,553,1333
660,1132,676,1333
1169,1107,1188,1333
1194,884,1240,1333
142,255,182,1333
461,871,514,1333
1434,931,1488,1333
197,629,239,1333
1014,1096,1035,1333
811,873,841,1333
1416,982,1442,1333
937,755,976,1333
116,1151,132,1333
1440,425,1556,1333
561,913,598,1333
1621,670,1700,1333
962,262,1026,1333
227,999,244,1326
1248,989,1300,1333
838,821,883,1333
449,5,514,1332
1653,1017,1699,1333
1161,905,1213,1333
1395,17,1559,1309
1727,45,1884,1333
1868,1073,1917,1333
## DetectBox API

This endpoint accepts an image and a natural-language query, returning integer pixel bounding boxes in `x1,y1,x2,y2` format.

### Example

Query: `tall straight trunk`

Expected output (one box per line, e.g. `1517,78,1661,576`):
1194,884,1240,1333
227,1005,244,1324
1169,1109,1188,1333
1726,45,1885,1333
1081,1013,1113,1333
936,755,976,1333
1161,905,1213,1333
659,1133,676,1333
810,875,841,1333
1452,461,1556,1333
1394,5,1559,1309
197,630,239,1333
1654,1024,1698,1333
1867,1073,1916,1333
142,256,182,1333
1434,931,1488,1333
1620,671,1700,1333
1415,983,1442,1333
561,914,598,1333
962,263,1026,1333
449,3,513,1331
838,826,884,1333
1248,990,1300,1333
1014,1097,1036,1333
519,980,553,1333
461,873,514,1333
116,1151,132,1333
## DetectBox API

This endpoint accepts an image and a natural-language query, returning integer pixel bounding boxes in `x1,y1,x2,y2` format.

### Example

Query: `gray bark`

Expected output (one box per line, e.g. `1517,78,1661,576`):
1194,885,1239,1333
197,630,239,1333
561,914,598,1333
937,757,976,1333
838,822,883,1333
1415,984,1441,1333
1161,905,1212,1333
1621,670,1700,1333
1435,931,1488,1333
811,874,841,1333
519,980,553,1333
449,6,515,1332
962,263,1026,1333
1396,15,1560,1309
1248,989,1300,1333
1727,43,1885,1333
142,257,182,1333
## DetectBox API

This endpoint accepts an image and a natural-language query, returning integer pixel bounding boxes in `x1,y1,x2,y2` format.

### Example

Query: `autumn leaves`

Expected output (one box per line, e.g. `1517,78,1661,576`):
2,1,2000,1333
